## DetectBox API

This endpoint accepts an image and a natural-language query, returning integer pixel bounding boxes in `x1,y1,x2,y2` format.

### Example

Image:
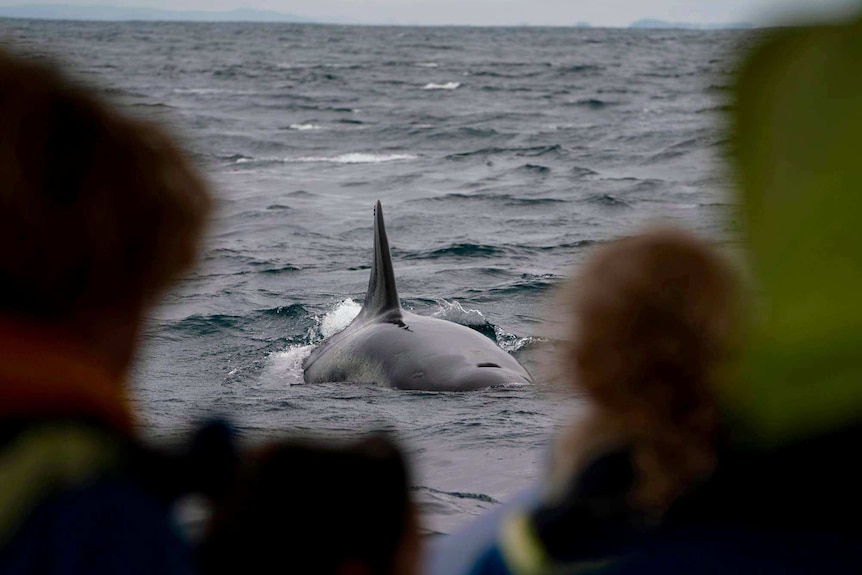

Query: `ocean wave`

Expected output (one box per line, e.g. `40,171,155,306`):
601,177,665,191
130,101,172,109
263,344,315,385
569,98,613,109
291,153,418,164
414,192,565,207
319,299,362,339
412,486,499,505
287,123,322,131
422,82,461,90
557,64,604,74
231,156,269,165
430,299,491,328
504,196,566,207
258,304,310,319
173,87,254,96
401,243,505,260
424,126,501,140
472,275,560,298
400,43,457,51
571,166,599,178
229,153,417,166
222,153,252,163
276,62,363,70
516,144,564,157
499,334,547,354
534,239,598,252
516,164,550,175
478,85,536,93
163,313,244,337
655,137,708,157
286,104,357,113
467,70,543,79
446,144,563,161
584,193,631,207
286,190,316,198
159,305,312,341
254,264,302,275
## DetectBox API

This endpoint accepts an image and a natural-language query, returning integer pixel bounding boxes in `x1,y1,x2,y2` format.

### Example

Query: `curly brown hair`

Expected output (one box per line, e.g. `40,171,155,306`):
556,227,740,512
0,47,212,325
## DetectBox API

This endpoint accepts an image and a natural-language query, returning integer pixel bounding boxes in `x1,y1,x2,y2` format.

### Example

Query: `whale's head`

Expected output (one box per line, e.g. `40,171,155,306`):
437,361,532,391
381,316,533,391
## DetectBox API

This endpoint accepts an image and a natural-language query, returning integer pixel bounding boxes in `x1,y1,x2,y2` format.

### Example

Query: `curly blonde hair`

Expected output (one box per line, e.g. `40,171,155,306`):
554,227,740,512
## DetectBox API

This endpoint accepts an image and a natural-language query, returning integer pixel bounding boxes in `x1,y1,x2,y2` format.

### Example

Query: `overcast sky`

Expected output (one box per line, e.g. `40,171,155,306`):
0,0,859,26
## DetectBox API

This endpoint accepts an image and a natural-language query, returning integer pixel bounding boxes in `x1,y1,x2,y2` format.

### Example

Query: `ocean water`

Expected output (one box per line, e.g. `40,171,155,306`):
1,20,747,534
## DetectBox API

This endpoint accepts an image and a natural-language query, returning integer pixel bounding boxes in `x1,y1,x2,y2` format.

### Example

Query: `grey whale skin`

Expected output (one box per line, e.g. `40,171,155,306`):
303,202,533,391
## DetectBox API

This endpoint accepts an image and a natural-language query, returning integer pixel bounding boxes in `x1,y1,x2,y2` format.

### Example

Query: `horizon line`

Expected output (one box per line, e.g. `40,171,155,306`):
0,5,758,29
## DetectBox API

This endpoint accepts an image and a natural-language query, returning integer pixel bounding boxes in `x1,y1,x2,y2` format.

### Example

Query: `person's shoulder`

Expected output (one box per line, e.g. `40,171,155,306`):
2,474,193,575
0,422,193,574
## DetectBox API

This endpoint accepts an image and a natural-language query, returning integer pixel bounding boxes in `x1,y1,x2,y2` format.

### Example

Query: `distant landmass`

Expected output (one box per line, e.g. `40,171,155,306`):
0,6,757,28
630,19,754,30
0,4,315,22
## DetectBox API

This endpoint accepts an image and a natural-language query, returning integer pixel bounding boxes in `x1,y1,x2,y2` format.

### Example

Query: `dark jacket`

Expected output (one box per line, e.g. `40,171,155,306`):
0,420,195,575
469,425,862,575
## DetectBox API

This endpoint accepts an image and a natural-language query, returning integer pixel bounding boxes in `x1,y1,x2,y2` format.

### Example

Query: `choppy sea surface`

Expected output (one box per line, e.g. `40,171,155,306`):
1,19,747,534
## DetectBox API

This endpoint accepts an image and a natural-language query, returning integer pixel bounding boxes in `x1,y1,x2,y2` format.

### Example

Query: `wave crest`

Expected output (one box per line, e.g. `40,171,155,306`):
422,82,461,90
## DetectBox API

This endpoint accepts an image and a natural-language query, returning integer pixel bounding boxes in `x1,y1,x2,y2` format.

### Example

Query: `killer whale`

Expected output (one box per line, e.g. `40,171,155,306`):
302,201,533,391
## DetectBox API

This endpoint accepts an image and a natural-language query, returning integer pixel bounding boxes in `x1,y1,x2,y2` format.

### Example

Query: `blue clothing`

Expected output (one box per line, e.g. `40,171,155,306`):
1,478,192,574
0,422,194,575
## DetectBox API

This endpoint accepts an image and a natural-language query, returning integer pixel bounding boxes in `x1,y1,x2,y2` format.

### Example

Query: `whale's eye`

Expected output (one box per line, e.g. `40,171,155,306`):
477,363,501,368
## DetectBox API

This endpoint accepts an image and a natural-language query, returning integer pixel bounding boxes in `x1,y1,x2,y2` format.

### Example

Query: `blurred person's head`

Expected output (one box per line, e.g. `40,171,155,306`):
0,47,211,377
552,227,741,512
200,435,419,575
729,17,862,446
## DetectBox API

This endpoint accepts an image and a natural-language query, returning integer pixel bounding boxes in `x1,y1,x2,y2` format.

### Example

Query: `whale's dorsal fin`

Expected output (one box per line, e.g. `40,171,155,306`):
360,201,402,320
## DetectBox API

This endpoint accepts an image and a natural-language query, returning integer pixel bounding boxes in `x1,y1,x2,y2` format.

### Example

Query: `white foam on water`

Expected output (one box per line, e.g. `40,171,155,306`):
320,298,362,338
262,299,364,385
173,88,253,95
262,300,362,385
288,123,322,131
415,62,439,68
431,299,488,327
230,156,285,166
290,153,418,164
264,344,315,385
422,81,461,90
500,335,542,354
234,153,416,165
